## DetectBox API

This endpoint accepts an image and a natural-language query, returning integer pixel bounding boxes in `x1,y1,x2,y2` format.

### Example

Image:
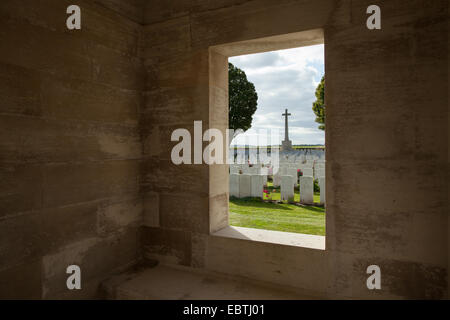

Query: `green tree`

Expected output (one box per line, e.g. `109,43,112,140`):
229,62,258,141
312,76,325,131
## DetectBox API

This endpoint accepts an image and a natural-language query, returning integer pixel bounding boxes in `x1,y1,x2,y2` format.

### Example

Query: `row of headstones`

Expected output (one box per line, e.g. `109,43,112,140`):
230,160,325,175
230,174,325,205
230,164,268,175
230,150,325,164
279,159,325,171
273,165,325,187
231,159,323,167
230,163,325,181
279,153,325,162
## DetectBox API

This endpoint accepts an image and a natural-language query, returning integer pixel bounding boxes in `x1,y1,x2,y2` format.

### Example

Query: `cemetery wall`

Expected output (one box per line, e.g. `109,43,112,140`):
0,0,144,298
141,0,449,299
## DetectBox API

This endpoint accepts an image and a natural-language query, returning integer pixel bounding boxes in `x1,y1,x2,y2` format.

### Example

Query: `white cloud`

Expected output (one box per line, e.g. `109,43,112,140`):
229,44,325,145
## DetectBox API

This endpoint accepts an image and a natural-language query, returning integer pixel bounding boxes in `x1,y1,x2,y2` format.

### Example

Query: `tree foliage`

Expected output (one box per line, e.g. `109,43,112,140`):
229,62,258,137
312,76,325,131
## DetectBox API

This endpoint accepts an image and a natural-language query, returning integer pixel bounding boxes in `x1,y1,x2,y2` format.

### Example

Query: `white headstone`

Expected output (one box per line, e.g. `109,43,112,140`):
251,175,264,199
319,177,325,205
280,175,295,202
273,173,281,187
299,176,314,204
230,165,239,175
273,166,286,187
299,164,313,170
239,174,251,198
260,166,269,186
249,165,259,174
262,175,268,186
229,174,240,197
301,168,314,177
315,168,325,179
287,168,299,186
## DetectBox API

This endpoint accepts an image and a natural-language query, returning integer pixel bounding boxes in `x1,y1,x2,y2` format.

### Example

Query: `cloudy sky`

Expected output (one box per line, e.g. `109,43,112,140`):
229,44,324,146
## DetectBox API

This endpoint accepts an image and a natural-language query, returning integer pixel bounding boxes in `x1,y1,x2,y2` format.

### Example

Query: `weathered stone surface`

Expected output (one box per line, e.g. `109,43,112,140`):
43,160,140,208
209,193,228,233
39,74,141,125
141,227,192,267
0,0,142,53
0,0,448,300
142,15,191,59
0,163,43,218
119,0,450,300
143,192,160,228
0,259,42,299
205,234,328,298
0,6,143,90
159,193,209,233
142,85,209,126
144,49,209,89
0,116,141,163
97,196,143,236
141,158,209,195
0,62,41,116
0,201,98,270
0,0,144,299
210,163,229,197
191,232,208,268
94,0,145,23
143,0,249,25
348,257,448,300
42,227,139,299
190,0,334,48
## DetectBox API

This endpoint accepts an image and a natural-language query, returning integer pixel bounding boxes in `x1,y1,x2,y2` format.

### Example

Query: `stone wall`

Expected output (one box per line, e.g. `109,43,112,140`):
326,0,448,299
0,0,448,300
140,0,449,299
95,0,145,23
0,0,144,299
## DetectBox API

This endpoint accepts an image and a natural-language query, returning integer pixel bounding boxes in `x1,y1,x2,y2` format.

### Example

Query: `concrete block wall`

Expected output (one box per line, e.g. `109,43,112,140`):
0,0,448,300
140,0,449,299
0,0,144,299
325,0,448,299
139,11,212,266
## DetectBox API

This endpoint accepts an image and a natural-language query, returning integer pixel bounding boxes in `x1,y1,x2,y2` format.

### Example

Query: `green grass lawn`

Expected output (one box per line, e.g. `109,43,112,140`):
229,196,325,236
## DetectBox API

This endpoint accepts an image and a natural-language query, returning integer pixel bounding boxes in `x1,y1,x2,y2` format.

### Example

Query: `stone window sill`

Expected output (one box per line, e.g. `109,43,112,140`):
212,226,325,250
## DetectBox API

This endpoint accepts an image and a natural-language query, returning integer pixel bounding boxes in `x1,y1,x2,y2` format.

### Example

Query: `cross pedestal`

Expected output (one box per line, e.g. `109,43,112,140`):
281,108,293,151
